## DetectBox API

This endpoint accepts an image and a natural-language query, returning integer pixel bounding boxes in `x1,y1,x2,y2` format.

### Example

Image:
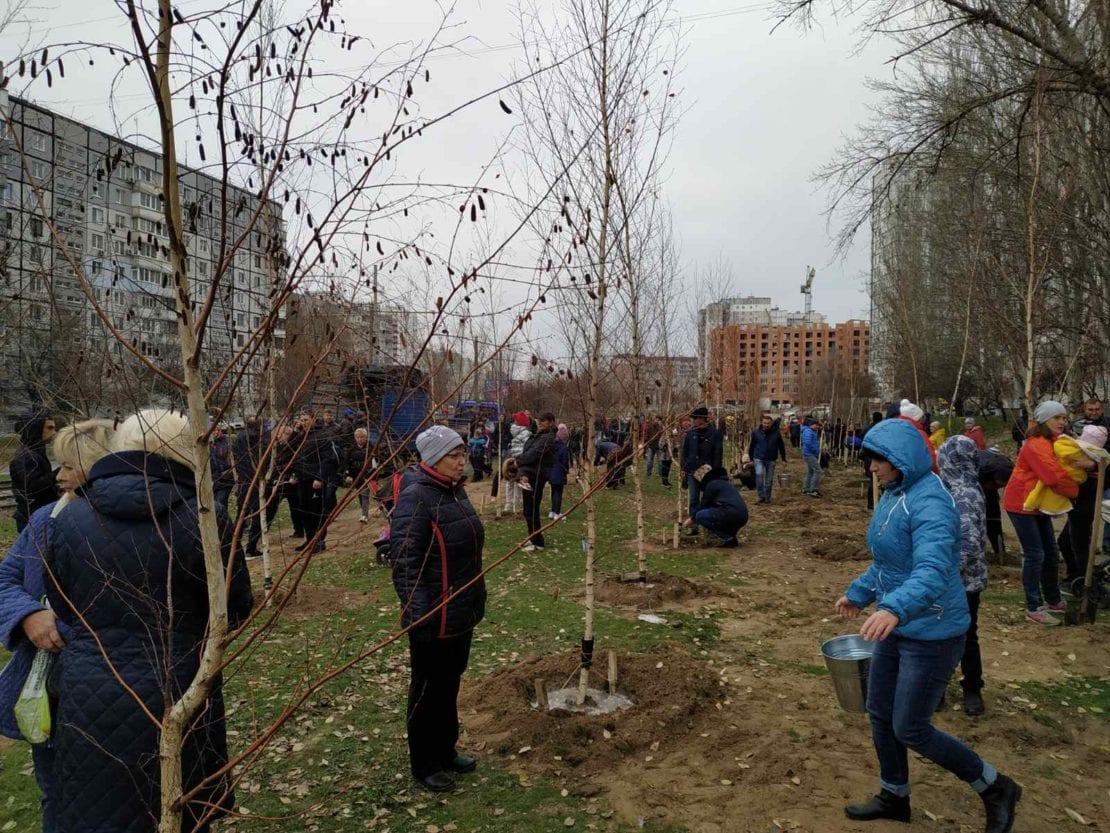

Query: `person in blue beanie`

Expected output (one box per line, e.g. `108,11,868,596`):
835,418,1020,833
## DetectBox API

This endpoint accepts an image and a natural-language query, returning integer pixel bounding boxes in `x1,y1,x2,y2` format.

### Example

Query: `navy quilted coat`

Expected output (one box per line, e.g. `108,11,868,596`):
45,451,254,833
391,464,486,637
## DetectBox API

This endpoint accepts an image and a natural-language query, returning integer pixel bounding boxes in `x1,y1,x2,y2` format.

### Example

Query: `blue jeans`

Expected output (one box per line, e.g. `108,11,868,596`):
32,742,57,833
867,633,995,797
645,447,656,475
754,459,777,501
686,475,704,529
1008,512,1062,611
693,506,748,543
550,483,566,515
802,455,822,493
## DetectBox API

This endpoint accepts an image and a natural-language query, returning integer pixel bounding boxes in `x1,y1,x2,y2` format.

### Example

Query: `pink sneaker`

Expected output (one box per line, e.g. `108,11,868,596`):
1045,600,1067,612
1026,608,1061,626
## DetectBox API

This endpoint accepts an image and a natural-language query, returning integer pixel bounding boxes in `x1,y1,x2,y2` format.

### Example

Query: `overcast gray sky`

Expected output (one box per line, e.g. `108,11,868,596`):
2,0,890,347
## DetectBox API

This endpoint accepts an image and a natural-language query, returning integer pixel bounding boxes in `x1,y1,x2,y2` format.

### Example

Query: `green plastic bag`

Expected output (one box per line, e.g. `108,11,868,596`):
14,650,55,744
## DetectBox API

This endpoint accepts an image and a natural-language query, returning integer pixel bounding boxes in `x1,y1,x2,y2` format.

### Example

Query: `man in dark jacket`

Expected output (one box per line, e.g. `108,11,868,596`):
391,425,485,793
292,409,342,552
232,417,269,557
684,464,748,547
266,423,305,538
10,412,57,532
516,411,558,551
344,427,374,523
681,406,723,535
748,414,787,504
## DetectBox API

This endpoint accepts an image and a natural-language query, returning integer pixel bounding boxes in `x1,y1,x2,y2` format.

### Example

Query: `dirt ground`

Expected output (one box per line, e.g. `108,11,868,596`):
465,468,1110,833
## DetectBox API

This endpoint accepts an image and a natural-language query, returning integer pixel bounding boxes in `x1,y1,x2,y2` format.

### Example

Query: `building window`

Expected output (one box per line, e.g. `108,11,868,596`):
29,217,43,238
90,206,105,224
28,132,46,153
90,232,105,253
113,188,128,205
29,160,49,181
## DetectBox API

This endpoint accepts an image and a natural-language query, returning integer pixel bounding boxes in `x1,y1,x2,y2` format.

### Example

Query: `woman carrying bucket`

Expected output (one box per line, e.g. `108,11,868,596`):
834,418,1020,833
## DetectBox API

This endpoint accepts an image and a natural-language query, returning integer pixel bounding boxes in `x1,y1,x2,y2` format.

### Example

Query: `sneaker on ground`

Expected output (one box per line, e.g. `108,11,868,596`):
522,543,537,552
1025,608,1061,626
1044,600,1067,612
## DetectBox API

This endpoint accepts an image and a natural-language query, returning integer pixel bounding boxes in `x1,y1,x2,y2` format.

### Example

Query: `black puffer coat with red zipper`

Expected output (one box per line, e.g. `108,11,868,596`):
391,463,486,637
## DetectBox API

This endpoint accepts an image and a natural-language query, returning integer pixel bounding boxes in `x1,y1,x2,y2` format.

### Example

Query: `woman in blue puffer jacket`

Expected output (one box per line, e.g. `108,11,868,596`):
835,418,1020,833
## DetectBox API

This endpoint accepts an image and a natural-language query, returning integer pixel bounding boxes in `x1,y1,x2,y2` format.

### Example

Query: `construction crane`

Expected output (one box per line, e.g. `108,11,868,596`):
801,266,815,320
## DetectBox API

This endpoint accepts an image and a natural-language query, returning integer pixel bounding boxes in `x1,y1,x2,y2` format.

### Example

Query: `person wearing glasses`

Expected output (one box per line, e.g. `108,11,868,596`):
391,426,486,794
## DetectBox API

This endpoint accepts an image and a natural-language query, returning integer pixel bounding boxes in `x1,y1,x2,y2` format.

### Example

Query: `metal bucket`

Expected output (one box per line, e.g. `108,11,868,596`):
821,634,874,713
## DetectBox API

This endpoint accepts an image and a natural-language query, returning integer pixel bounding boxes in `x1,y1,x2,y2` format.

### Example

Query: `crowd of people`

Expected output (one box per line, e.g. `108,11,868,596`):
2,393,1107,828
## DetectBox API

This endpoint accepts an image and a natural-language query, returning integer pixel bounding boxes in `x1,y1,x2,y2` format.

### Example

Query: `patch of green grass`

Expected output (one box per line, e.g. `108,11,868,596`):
0,517,16,554
1021,675,1110,720
0,645,41,832
0,739,40,832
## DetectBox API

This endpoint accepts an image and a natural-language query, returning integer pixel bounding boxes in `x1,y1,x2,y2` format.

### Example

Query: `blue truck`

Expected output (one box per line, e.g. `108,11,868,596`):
341,364,430,452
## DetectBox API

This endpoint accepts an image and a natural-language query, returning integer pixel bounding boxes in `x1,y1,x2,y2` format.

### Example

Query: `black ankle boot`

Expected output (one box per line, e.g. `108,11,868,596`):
845,789,911,822
981,773,1021,833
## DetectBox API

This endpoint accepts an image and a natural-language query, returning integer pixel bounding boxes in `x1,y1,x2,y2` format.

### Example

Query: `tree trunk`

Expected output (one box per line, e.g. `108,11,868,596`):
579,0,614,706
150,2,231,829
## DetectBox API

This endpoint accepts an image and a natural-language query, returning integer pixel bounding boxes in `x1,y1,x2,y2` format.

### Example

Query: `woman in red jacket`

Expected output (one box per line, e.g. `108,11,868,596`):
1003,400,1078,625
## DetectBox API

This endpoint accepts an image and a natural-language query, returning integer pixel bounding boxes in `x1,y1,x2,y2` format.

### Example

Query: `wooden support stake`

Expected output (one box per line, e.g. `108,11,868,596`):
1079,460,1107,622
534,678,549,711
479,495,486,516
672,522,680,550
608,651,618,695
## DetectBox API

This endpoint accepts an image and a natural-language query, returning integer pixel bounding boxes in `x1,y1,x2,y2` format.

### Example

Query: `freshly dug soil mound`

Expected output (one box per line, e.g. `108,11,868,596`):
593,573,731,609
463,647,720,786
807,538,869,562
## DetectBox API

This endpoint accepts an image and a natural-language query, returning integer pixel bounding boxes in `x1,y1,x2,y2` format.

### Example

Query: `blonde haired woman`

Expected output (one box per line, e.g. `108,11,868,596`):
45,408,253,833
0,418,115,832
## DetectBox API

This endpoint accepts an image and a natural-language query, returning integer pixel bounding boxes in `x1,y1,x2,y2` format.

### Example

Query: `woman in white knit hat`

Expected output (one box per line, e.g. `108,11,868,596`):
390,425,486,793
1003,400,1078,625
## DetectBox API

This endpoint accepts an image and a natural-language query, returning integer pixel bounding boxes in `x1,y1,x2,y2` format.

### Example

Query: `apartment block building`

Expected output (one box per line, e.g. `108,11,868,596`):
707,319,870,408
697,295,826,380
0,91,285,419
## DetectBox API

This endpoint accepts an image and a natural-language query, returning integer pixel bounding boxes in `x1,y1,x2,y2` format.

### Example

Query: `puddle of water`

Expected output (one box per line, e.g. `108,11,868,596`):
533,686,636,715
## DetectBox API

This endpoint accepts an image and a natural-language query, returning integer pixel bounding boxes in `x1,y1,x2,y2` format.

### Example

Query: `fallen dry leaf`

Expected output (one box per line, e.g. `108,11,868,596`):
1065,808,1090,826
